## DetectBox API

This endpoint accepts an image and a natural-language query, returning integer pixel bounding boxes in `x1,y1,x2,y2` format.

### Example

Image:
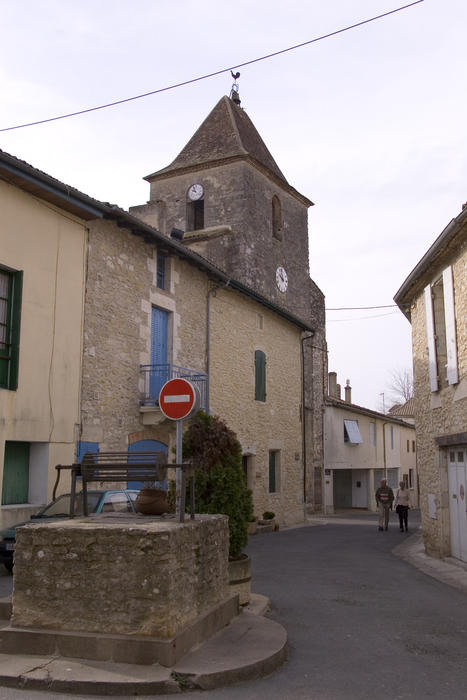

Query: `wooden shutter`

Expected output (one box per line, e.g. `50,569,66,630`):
442,266,458,385
255,350,266,402
269,451,276,492
2,441,29,505
424,284,438,392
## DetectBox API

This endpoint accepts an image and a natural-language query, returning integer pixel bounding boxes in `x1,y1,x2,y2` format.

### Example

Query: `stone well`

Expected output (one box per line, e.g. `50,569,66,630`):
2,513,238,666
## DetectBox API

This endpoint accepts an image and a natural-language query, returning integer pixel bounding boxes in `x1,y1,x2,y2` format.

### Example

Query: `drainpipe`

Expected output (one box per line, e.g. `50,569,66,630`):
301,334,314,515
206,280,230,413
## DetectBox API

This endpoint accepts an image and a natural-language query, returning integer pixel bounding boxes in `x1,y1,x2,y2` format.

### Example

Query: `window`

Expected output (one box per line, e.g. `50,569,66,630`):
408,468,414,489
424,266,458,391
156,252,166,290
0,266,23,391
343,420,363,444
412,440,415,453
272,196,283,240
187,200,204,231
369,422,376,446
255,350,266,402
2,441,29,504
407,439,410,453
390,425,394,450
269,450,280,493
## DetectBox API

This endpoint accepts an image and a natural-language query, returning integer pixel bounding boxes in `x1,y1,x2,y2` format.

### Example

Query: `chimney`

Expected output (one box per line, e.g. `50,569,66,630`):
345,379,352,404
336,384,341,400
328,372,337,398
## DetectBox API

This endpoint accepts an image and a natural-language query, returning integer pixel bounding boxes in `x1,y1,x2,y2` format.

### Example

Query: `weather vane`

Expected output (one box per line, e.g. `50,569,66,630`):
230,71,241,106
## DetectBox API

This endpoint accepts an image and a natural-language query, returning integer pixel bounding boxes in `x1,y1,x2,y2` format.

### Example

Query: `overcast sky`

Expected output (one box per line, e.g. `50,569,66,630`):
1,0,466,410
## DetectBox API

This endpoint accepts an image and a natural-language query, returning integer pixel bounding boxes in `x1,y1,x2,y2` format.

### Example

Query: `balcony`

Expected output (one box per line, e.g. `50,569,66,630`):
140,364,208,425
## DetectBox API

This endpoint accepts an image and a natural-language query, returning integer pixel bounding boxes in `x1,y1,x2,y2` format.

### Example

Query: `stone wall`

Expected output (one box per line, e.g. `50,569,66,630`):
80,218,308,526
410,231,467,557
210,286,304,525
12,514,229,638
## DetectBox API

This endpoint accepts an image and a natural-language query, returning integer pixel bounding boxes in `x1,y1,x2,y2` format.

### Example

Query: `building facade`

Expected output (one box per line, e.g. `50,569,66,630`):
395,203,467,560
0,153,92,528
131,95,326,511
324,373,417,513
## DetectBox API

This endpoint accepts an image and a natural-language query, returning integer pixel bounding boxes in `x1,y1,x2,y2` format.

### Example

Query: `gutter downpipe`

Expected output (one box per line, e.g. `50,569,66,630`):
206,280,231,414
301,333,314,517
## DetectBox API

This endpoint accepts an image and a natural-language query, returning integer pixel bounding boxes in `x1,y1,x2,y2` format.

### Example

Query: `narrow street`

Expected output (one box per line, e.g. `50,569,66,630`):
2,511,467,700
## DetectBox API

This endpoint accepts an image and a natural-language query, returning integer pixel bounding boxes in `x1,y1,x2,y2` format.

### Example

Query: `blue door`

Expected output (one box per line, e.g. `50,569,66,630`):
128,439,168,490
150,307,169,402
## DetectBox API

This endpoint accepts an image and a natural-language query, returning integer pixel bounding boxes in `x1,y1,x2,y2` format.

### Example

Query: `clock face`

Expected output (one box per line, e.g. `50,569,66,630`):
276,266,288,292
188,183,204,201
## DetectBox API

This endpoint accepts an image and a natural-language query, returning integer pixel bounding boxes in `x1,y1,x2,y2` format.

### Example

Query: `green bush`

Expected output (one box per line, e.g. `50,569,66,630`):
183,411,253,558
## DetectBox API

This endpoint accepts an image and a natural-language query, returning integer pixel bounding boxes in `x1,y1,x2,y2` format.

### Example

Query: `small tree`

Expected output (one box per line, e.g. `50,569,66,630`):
387,367,414,406
183,411,253,558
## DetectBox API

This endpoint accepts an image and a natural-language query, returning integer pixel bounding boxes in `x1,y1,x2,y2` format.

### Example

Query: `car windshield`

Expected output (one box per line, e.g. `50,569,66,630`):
38,492,101,517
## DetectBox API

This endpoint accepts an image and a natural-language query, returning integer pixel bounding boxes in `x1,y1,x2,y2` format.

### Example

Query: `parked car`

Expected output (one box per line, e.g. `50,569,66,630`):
0,489,139,573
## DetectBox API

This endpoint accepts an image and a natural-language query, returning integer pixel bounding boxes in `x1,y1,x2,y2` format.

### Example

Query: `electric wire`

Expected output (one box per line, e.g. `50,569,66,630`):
326,304,398,310
0,0,424,133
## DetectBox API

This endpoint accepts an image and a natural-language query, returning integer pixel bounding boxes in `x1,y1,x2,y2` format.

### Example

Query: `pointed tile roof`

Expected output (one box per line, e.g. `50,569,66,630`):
145,96,312,205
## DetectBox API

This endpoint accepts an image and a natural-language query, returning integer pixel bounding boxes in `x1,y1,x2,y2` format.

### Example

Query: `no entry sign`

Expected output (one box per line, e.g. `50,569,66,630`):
159,378,198,420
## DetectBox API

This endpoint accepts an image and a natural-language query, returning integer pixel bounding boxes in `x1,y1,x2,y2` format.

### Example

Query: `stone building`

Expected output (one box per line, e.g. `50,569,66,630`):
0,93,326,527
81,211,311,526
324,373,417,513
131,94,326,510
0,151,91,528
394,203,467,560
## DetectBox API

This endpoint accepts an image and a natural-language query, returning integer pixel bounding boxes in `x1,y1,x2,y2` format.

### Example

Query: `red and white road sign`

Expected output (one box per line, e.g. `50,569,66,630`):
159,378,198,420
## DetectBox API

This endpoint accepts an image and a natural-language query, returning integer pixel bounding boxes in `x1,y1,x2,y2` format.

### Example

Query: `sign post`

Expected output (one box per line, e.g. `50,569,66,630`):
158,378,199,521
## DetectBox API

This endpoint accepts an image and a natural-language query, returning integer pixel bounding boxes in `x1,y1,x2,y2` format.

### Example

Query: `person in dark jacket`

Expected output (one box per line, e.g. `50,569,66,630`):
375,479,394,531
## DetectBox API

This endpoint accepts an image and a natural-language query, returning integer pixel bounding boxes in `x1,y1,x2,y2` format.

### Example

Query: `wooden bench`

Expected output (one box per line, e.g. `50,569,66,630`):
54,451,195,523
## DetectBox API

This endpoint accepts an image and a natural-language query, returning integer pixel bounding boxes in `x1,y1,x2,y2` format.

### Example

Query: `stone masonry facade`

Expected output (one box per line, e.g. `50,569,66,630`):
79,217,307,525
396,210,467,558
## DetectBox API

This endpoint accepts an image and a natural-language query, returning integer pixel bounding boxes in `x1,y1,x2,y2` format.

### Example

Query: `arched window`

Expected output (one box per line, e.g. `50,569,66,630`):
272,195,282,240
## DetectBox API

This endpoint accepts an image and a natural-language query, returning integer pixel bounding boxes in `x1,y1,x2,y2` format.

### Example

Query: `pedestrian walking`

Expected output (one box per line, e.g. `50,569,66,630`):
375,478,394,531
394,480,411,532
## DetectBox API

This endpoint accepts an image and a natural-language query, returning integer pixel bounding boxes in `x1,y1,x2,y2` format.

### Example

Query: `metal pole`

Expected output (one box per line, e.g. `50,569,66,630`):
176,419,184,522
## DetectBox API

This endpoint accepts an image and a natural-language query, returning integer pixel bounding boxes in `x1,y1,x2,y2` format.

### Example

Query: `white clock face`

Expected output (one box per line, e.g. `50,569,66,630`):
188,184,204,201
276,266,288,292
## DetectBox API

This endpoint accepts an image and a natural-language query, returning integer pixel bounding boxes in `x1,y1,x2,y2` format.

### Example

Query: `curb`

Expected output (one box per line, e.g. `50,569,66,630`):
0,594,287,695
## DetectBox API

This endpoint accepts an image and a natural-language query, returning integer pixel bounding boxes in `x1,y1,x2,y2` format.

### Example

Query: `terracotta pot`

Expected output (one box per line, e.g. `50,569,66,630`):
228,553,251,605
248,521,258,535
135,488,168,515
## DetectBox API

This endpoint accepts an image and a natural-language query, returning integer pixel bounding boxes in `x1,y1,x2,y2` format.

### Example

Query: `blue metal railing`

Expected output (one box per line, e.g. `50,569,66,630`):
140,363,208,410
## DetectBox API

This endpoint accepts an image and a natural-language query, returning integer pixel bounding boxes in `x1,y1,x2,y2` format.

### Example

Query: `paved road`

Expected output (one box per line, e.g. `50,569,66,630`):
2,510,467,700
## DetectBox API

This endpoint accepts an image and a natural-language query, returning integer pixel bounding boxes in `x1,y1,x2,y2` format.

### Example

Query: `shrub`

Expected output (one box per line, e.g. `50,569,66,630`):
183,412,253,558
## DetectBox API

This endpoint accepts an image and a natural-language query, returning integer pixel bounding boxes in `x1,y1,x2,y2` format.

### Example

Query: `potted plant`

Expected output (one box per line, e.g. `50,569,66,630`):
183,411,253,604
134,463,169,515
258,511,276,531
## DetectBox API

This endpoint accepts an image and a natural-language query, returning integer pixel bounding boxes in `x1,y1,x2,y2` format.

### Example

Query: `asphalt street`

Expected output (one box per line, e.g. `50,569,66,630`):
1,510,467,700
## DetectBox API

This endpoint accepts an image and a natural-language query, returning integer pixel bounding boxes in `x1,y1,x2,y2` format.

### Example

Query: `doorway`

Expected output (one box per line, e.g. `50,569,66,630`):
333,469,352,509
448,447,467,562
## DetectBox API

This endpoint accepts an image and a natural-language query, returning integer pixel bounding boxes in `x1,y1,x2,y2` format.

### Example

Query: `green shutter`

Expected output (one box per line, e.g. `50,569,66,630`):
0,269,22,391
2,441,29,505
9,271,22,391
255,350,266,402
269,451,276,493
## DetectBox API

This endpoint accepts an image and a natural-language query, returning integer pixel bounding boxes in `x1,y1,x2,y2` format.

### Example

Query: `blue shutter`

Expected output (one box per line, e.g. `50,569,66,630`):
76,441,99,462
128,440,168,490
150,307,169,401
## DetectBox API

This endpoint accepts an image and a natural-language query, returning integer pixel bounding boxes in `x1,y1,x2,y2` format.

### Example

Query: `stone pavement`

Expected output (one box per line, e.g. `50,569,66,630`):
0,510,467,695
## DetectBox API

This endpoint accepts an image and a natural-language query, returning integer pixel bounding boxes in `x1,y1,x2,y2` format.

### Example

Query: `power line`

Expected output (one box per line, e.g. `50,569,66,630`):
327,311,399,322
0,0,424,133
326,304,398,310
